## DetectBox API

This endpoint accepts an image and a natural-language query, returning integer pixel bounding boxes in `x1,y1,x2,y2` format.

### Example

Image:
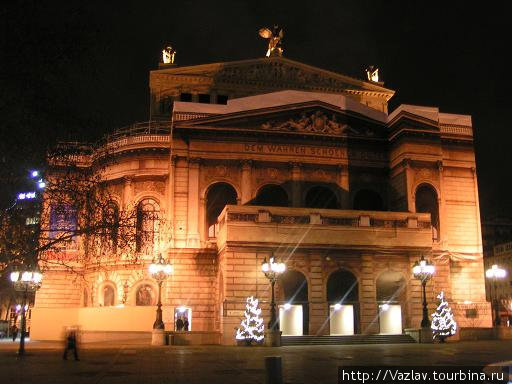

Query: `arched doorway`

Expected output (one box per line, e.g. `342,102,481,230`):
415,184,439,240
278,270,309,335
376,271,406,334
305,186,340,209
327,270,359,334
206,182,238,238
353,189,384,211
253,184,289,207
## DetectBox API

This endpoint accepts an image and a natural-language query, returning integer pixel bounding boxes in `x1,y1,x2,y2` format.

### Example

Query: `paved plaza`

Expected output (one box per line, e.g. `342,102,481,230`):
1,339,512,384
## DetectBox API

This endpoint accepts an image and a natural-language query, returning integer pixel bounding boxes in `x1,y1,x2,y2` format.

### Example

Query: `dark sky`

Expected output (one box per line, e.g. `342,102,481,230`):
0,1,509,217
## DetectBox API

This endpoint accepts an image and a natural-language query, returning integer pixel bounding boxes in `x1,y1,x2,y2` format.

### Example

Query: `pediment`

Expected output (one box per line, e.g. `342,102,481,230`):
177,104,386,139
157,57,394,99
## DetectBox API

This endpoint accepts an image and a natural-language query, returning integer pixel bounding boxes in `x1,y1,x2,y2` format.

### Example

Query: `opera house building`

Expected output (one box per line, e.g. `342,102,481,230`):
31,53,491,345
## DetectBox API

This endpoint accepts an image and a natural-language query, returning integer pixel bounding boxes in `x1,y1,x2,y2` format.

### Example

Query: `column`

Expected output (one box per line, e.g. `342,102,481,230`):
122,177,133,209
436,161,445,243
360,254,378,334
338,164,350,209
240,160,252,204
187,158,200,248
167,156,176,248
404,159,414,212
308,252,327,335
290,162,301,207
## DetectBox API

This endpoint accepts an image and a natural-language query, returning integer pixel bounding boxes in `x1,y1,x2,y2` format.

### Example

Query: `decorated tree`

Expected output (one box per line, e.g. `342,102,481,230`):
236,296,264,344
431,291,457,342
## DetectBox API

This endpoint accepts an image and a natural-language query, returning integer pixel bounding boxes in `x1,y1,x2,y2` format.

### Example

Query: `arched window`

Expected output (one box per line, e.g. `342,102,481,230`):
415,184,439,240
136,198,160,253
353,189,384,211
305,186,340,209
135,284,155,306
103,285,115,307
253,184,289,207
326,269,359,303
376,272,406,303
206,183,238,238
103,202,119,253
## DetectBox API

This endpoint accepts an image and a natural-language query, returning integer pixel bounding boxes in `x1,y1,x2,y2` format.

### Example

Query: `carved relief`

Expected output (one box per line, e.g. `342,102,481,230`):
261,111,352,135
414,167,439,189
215,165,228,177
202,163,238,183
305,168,335,182
267,168,279,179
255,166,286,184
134,180,165,196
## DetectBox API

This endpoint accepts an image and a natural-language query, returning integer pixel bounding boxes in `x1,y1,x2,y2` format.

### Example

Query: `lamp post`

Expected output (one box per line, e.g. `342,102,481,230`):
10,265,43,356
486,264,506,326
413,256,435,328
261,256,286,331
149,254,173,330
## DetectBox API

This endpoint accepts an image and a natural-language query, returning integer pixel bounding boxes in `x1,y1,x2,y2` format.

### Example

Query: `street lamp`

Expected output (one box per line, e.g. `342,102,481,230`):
413,256,435,328
261,256,286,331
10,265,43,356
149,254,173,330
486,264,506,326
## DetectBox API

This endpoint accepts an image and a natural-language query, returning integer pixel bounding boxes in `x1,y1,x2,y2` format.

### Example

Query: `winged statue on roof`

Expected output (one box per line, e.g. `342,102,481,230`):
259,25,284,57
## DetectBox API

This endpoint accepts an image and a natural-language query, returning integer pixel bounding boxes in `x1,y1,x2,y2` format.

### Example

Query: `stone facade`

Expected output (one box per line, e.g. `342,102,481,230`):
32,57,491,343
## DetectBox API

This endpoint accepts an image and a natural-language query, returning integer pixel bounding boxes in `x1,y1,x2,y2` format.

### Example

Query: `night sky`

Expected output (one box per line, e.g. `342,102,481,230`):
1,1,509,217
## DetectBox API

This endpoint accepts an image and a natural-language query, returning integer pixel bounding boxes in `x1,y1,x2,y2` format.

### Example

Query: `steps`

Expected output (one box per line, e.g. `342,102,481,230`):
281,334,417,346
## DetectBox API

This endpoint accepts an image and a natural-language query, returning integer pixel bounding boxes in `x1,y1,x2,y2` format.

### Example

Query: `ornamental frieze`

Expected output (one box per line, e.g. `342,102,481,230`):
213,61,355,91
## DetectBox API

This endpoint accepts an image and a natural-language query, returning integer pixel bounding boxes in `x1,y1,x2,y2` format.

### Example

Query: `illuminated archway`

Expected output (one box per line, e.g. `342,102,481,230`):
206,182,238,238
253,184,289,207
353,189,384,211
305,186,339,209
415,184,439,240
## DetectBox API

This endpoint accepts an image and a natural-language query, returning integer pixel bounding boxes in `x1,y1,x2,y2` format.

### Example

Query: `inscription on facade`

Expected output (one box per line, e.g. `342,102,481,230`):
244,143,346,158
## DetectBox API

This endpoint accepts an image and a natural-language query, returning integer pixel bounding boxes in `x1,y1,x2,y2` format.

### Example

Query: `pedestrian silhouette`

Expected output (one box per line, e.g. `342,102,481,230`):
12,325,18,341
62,330,79,361
183,317,189,331
176,317,184,331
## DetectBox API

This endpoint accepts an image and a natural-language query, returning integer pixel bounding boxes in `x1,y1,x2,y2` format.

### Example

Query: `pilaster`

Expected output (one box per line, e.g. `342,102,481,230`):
290,162,301,207
360,254,378,334
187,157,201,248
240,160,252,204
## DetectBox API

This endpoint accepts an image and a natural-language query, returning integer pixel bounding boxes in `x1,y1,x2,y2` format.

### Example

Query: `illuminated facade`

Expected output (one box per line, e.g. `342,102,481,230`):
32,56,491,344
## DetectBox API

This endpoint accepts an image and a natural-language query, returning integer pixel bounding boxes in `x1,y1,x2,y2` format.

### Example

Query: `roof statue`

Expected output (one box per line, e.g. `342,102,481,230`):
259,25,284,57
365,65,379,82
162,45,176,64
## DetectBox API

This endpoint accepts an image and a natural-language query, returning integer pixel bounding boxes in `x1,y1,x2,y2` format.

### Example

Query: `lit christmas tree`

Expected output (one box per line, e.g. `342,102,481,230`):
431,291,457,342
236,296,264,344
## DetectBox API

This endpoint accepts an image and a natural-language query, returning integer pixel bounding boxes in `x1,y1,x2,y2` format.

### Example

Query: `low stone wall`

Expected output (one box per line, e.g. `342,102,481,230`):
169,331,222,345
80,330,151,343
458,327,495,341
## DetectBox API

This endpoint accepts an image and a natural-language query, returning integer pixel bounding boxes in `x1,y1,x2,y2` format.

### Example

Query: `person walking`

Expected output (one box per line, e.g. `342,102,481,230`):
176,317,184,331
62,330,79,361
11,325,18,342
183,317,189,331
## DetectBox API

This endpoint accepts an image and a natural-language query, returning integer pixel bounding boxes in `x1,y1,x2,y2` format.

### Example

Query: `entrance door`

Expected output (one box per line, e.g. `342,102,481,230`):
279,304,303,336
379,304,402,334
329,304,354,335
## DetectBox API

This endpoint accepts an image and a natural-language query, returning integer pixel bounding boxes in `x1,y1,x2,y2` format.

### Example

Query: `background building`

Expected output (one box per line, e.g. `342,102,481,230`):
31,54,491,344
